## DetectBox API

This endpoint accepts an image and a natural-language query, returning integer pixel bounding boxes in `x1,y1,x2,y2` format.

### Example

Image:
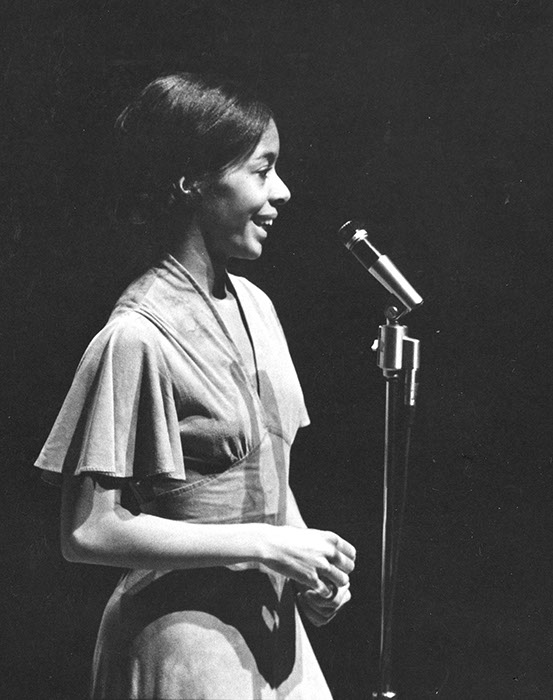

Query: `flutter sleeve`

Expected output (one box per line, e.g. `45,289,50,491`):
35,313,185,482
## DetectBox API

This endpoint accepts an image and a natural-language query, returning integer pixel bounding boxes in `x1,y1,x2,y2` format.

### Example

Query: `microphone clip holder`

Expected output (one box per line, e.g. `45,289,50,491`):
375,300,420,405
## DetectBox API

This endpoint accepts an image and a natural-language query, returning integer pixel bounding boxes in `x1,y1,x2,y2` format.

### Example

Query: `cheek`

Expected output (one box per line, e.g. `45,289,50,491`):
200,200,249,234
218,194,260,224
202,176,264,224
199,192,236,224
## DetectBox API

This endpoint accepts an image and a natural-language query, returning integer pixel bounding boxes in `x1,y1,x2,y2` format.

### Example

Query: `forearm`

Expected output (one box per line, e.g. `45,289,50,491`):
61,475,355,593
61,475,266,570
68,511,268,570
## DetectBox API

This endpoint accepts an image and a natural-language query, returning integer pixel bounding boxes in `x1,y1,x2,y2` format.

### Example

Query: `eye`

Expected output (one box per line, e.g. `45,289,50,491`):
257,167,272,180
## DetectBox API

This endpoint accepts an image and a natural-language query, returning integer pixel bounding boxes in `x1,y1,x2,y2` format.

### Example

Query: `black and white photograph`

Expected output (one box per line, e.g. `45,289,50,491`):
2,1,553,698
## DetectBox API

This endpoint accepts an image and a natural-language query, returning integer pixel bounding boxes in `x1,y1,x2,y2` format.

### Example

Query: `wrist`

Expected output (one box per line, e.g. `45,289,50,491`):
248,522,273,565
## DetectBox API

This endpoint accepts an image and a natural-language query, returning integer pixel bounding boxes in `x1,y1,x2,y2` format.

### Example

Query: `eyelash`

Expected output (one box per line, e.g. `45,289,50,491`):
257,167,272,180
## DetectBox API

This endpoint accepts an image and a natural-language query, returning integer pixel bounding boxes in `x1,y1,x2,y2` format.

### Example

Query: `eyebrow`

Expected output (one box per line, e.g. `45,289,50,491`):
253,151,278,165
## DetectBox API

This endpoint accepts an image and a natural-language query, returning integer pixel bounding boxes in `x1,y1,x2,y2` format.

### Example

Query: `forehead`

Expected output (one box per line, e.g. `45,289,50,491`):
217,120,280,181
249,119,280,162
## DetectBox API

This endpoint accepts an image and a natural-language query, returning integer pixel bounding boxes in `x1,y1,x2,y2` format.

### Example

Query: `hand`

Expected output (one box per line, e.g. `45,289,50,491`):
296,581,352,627
261,525,356,594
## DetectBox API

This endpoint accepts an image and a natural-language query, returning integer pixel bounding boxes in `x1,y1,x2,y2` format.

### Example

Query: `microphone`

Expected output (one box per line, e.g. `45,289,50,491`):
338,220,423,313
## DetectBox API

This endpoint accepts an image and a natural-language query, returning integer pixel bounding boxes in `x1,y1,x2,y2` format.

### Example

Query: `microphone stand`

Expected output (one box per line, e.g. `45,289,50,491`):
372,300,420,700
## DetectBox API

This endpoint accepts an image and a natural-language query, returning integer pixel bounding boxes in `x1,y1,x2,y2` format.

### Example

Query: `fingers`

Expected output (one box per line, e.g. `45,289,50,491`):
309,576,338,599
315,580,350,605
308,532,357,596
318,578,338,600
300,603,337,627
326,532,356,573
265,525,356,595
332,532,357,564
312,564,349,594
298,583,352,626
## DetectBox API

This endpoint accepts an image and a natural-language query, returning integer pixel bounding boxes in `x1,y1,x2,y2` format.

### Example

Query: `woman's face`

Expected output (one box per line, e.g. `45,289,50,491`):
195,120,291,262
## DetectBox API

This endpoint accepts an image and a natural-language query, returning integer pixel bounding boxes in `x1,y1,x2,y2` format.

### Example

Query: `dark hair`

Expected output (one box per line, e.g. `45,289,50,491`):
114,72,274,222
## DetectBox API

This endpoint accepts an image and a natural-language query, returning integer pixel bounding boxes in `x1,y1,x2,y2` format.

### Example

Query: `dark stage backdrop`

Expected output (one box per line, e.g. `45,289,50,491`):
2,1,553,698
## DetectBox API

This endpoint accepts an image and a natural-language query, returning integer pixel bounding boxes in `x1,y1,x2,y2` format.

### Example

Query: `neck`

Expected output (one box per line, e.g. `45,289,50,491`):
169,224,229,299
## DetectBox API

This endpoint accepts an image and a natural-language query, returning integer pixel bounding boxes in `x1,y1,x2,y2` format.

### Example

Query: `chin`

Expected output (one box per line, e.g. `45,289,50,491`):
235,243,264,261
239,250,263,262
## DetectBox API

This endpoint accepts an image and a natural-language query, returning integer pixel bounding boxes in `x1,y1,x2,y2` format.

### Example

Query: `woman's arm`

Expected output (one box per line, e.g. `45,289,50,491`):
61,475,355,594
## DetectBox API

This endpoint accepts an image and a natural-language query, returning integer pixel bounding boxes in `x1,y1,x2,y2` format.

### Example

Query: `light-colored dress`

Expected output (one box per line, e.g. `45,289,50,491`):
36,255,333,699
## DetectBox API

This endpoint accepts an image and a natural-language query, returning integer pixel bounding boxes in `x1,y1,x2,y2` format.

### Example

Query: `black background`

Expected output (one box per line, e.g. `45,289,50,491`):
2,1,553,698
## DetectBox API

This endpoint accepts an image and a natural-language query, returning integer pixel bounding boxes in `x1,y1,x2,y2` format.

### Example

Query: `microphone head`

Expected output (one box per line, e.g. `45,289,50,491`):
338,220,363,246
337,219,423,314
338,220,381,256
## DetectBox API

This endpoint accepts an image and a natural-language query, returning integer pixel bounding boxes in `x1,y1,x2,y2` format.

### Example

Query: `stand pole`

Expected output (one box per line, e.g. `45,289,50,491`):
372,303,420,699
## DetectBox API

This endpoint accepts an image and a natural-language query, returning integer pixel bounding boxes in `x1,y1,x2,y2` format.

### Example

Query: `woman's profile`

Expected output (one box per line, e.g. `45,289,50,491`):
35,72,356,699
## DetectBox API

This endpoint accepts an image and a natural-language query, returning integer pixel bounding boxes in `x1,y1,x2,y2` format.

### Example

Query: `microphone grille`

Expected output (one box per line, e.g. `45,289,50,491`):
338,220,365,247
338,220,381,255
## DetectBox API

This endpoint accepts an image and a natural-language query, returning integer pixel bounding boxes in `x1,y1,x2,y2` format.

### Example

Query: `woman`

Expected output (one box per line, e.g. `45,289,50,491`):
36,73,356,699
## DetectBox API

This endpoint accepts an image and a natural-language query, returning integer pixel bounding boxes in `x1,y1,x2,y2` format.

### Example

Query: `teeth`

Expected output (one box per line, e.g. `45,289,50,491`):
255,219,273,227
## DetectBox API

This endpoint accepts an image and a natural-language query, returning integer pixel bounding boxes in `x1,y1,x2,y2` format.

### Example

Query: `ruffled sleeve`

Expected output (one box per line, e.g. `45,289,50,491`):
35,312,185,482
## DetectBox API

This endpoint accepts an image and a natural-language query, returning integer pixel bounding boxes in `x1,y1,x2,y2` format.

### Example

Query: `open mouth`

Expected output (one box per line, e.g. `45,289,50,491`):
252,216,274,232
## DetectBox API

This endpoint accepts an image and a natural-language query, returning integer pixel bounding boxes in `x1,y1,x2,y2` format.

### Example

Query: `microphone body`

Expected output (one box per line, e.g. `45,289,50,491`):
338,221,423,313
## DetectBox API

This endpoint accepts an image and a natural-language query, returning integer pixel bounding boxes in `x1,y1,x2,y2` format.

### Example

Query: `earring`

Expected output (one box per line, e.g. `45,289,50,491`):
177,176,199,200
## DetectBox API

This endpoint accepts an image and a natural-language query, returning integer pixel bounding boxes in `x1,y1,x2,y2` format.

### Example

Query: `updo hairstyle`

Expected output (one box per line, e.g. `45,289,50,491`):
114,72,274,222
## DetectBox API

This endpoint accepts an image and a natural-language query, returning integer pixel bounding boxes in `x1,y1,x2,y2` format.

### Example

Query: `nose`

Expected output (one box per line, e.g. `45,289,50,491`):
270,171,291,206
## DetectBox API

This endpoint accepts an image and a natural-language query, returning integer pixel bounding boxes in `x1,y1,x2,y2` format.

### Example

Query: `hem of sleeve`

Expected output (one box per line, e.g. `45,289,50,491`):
34,462,187,482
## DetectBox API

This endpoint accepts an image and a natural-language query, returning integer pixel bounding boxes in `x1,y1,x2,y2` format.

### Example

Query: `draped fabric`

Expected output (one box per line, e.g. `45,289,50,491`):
36,255,332,699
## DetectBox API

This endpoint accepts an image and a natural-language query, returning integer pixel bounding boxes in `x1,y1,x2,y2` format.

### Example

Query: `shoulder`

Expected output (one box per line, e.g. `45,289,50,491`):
81,311,166,369
99,311,162,346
